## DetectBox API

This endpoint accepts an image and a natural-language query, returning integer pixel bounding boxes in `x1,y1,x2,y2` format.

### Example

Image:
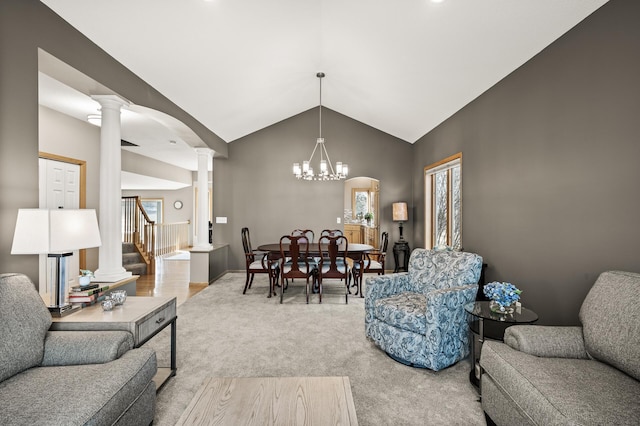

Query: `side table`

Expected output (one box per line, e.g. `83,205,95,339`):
393,241,410,272
51,296,177,392
464,301,538,395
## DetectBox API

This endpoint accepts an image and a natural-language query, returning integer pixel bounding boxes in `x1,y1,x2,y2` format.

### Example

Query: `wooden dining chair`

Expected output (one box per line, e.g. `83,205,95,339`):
241,227,279,297
352,231,388,297
279,234,317,304
317,235,350,304
291,229,317,278
292,229,314,243
320,229,343,237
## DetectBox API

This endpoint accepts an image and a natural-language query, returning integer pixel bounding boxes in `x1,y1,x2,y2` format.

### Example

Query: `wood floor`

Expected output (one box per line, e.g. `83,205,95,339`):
135,255,207,306
176,376,359,425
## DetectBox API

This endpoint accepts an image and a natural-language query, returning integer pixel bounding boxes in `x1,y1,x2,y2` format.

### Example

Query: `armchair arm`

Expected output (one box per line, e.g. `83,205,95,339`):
424,284,478,329
425,284,478,309
504,325,589,359
42,330,134,366
364,273,410,307
366,249,385,261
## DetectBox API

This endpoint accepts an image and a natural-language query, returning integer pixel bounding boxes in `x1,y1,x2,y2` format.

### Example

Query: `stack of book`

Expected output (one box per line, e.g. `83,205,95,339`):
68,283,110,308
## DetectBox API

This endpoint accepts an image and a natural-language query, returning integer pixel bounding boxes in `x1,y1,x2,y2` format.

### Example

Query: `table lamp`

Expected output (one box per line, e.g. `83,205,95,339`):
392,202,408,242
11,209,102,315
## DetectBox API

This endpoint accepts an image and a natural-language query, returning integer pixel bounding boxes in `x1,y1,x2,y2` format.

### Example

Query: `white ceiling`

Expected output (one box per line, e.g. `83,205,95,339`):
40,0,608,146
38,72,200,170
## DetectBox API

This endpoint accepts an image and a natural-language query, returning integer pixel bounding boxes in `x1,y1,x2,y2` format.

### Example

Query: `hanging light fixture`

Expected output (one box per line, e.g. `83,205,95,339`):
293,72,348,181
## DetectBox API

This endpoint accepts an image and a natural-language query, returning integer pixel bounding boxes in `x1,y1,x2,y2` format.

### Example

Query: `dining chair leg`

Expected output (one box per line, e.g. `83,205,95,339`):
306,278,309,304
272,269,279,297
269,270,274,297
345,278,349,304
243,272,251,294
280,275,284,304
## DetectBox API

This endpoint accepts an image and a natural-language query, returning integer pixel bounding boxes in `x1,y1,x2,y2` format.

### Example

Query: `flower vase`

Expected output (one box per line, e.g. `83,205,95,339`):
490,300,515,314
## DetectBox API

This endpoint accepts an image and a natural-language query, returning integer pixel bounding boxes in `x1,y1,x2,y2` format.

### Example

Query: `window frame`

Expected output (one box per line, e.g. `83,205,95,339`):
424,152,462,249
140,198,163,224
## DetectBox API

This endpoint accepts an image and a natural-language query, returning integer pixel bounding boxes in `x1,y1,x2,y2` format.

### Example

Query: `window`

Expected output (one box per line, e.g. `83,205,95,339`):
140,199,163,223
424,153,462,249
352,185,379,225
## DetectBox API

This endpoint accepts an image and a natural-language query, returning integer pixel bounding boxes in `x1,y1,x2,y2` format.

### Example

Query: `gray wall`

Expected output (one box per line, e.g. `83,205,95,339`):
213,107,413,271
0,0,222,282
413,0,640,325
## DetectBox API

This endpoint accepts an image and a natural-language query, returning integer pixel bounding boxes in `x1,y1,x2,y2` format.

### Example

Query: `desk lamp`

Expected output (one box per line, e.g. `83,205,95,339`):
11,209,102,315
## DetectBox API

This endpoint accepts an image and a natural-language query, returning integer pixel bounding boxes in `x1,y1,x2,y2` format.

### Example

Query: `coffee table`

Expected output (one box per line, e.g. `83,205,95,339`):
176,376,359,425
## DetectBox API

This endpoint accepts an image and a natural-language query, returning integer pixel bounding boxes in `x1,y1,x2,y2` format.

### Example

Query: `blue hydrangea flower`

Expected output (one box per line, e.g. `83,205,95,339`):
483,281,522,311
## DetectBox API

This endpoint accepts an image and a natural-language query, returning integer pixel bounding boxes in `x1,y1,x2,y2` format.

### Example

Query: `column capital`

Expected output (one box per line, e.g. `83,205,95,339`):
194,147,214,157
91,94,131,110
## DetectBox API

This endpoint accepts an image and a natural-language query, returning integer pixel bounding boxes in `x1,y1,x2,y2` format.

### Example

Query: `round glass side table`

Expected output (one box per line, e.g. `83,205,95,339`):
464,301,538,393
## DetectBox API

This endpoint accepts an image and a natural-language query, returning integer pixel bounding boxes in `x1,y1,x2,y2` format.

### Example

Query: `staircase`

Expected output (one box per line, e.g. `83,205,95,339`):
122,196,155,275
123,242,148,276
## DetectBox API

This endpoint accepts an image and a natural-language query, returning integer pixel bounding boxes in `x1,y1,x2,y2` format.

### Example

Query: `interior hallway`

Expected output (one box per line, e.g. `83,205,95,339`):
135,254,207,305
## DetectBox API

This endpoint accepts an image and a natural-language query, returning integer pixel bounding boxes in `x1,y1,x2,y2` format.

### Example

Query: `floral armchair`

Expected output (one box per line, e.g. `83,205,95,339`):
365,248,483,370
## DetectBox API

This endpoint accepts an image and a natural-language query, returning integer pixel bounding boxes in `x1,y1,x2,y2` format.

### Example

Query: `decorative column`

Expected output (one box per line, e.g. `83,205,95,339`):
194,148,213,250
92,95,132,282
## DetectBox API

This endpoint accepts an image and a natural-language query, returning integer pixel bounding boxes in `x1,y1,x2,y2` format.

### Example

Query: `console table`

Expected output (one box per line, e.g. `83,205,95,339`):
50,296,177,391
393,241,410,272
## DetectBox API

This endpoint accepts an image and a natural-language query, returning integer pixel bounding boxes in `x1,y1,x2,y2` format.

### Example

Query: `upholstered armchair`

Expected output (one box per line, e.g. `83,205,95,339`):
365,248,483,371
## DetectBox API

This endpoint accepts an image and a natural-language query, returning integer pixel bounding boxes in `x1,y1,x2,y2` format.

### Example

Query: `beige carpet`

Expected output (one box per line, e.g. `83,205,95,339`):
146,273,485,425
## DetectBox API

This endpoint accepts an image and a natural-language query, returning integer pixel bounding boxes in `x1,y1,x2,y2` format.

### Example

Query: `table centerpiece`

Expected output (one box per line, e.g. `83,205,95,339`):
484,281,522,314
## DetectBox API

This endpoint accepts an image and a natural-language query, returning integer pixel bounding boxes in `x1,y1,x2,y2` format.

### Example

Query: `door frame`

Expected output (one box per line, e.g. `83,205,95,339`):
39,152,88,269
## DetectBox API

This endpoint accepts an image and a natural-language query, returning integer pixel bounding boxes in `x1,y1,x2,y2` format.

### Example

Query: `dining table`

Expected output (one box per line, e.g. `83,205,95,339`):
256,242,374,299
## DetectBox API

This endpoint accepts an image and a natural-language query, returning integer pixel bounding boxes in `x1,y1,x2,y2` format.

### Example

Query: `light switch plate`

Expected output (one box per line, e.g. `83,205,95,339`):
337,217,341,224
215,217,227,224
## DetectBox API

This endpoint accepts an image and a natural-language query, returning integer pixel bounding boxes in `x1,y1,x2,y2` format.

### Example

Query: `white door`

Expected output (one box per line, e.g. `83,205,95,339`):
39,158,81,304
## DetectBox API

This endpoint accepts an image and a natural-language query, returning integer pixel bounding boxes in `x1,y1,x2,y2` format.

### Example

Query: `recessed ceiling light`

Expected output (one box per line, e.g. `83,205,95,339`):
431,0,445,3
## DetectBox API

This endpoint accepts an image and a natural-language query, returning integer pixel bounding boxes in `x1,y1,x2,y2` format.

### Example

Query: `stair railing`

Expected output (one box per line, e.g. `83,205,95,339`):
122,196,155,272
155,221,191,256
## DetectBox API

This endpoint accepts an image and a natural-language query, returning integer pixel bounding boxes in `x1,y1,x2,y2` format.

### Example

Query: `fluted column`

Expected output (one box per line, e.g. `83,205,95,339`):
92,95,132,282
194,148,213,250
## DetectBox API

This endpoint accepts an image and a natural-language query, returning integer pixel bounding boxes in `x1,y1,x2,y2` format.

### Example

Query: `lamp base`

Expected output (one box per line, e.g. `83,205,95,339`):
48,304,79,318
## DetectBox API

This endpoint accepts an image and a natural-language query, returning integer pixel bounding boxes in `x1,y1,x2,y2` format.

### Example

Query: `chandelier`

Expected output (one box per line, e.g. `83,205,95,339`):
293,72,348,181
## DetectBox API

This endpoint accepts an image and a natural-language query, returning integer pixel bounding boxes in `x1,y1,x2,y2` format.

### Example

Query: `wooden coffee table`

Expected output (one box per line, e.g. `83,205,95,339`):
176,376,359,425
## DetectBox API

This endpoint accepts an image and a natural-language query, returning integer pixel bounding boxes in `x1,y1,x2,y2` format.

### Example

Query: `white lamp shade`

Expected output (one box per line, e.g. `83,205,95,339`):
392,202,408,222
11,209,102,254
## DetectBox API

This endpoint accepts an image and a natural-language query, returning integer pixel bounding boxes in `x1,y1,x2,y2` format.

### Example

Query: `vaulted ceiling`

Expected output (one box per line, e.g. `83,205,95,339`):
40,0,608,145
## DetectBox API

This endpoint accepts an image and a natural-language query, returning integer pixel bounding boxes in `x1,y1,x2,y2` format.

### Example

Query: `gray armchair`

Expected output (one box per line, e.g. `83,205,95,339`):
365,248,483,370
480,270,640,425
0,273,157,425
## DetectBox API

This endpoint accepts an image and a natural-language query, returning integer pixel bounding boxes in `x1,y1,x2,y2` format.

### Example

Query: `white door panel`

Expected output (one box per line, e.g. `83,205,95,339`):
39,158,81,304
